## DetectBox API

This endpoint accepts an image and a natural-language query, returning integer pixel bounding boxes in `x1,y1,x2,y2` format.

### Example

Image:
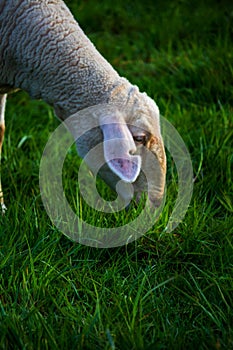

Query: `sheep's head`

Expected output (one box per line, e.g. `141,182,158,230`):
70,93,166,209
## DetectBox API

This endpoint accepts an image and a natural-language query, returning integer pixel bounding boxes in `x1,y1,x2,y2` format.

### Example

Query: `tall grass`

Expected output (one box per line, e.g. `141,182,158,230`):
0,0,232,349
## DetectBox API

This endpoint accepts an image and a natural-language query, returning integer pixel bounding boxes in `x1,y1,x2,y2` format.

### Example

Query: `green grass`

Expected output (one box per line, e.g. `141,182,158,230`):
0,0,233,348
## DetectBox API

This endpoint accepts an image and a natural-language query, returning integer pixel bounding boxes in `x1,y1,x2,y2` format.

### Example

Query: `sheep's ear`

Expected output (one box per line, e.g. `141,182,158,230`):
100,117,141,183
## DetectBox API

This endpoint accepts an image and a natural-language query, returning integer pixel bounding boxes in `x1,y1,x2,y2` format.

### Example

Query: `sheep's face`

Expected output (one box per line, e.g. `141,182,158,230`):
102,98,166,207
72,94,166,209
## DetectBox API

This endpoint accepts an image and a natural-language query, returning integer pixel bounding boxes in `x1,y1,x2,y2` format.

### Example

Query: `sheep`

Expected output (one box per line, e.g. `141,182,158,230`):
0,0,166,213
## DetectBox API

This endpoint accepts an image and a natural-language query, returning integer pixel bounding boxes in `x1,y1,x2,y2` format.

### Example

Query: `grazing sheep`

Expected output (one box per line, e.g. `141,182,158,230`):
0,0,166,213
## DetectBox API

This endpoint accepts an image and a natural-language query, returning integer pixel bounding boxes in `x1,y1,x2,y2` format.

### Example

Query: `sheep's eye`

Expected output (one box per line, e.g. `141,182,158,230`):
133,135,147,145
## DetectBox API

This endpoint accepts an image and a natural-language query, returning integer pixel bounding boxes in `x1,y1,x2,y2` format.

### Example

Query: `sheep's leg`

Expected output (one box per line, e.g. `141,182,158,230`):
0,94,7,214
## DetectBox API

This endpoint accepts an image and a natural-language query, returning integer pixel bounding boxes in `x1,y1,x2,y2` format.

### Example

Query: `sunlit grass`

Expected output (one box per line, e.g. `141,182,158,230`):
0,0,232,349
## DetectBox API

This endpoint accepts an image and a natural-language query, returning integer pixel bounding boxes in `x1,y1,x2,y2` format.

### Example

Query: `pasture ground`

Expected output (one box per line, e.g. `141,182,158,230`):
0,0,232,349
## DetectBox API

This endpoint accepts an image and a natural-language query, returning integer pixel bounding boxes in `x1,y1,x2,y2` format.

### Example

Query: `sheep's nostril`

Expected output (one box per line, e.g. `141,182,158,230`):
128,142,137,155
